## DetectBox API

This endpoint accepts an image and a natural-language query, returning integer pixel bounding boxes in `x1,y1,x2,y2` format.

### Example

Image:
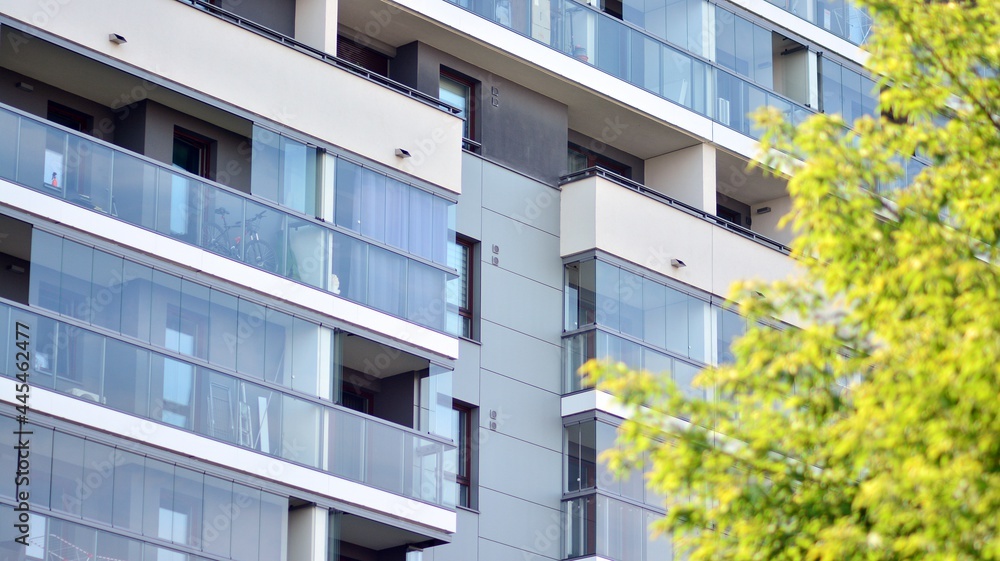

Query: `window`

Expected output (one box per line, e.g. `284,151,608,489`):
172,127,212,178
448,238,476,339
439,70,476,141
451,402,473,508
567,143,632,179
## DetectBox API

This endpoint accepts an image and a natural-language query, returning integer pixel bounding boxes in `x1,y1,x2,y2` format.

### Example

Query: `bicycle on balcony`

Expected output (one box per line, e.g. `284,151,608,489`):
205,207,277,273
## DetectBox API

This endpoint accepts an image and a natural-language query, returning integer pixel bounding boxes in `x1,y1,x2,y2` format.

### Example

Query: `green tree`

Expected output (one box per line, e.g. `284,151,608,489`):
585,1,1000,559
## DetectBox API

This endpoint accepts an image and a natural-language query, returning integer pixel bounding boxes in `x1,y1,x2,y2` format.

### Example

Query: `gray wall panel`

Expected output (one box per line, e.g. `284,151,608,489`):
457,152,484,240
477,488,563,560
454,338,481,405
479,265,562,343
481,160,560,236
426,508,480,561
479,375,561,454
479,321,561,394
481,208,561,290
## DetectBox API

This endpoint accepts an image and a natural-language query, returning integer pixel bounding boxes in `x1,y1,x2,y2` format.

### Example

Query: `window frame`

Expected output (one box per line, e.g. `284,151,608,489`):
439,69,477,142
453,401,473,508
456,237,475,339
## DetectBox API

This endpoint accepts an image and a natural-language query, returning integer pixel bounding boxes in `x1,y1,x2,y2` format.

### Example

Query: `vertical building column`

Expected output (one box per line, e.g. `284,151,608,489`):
288,505,329,561
295,0,339,52
643,144,717,213
807,50,820,110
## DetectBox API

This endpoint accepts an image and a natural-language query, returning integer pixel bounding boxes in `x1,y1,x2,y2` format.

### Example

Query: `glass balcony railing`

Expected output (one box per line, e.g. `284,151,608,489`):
443,0,814,140
0,103,456,334
766,0,873,46
0,299,458,508
563,494,674,561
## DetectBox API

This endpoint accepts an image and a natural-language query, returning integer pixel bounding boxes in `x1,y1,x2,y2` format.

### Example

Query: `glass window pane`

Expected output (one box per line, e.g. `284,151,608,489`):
111,152,158,228
231,484,262,561
290,317,320,396
198,369,239,444
65,136,113,212
821,58,843,115
335,159,362,233
663,287,689,357
202,475,233,557
842,66,863,123
120,260,153,343
0,415,18,500
717,307,745,364
0,109,18,180
29,424,54,510
28,228,62,312
236,298,267,380
250,125,281,203
173,467,204,547
81,440,115,525
408,261,447,331
97,529,144,561
142,458,175,541
642,277,666,349
150,269,182,351
674,360,704,401
565,260,597,330
596,421,619,493
150,352,197,430
566,420,596,492
687,297,709,362
287,218,328,289
754,25,773,89
264,308,293,385
734,17,754,79
60,238,93,322
91,249,124,332
280,135,316,215
715,7,736,69
332,232,368,304
384,177,409,250
619,271,644,339
243,200,283,274
50,430,85,516
55,328,104,404
259,492,287,560
179,279,211,361
208,289,239,371
113,451,145,532
367,246,406,317
103,338,150,417
595,261,620,330
408,188,435,260
241,381,283,456
360,165,387,242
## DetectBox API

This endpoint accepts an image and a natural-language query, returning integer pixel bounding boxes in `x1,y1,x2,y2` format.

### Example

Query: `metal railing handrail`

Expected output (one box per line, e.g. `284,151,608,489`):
560,167,792,254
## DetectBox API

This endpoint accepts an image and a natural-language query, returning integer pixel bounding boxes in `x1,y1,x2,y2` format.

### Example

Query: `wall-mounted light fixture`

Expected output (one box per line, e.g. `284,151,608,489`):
756,206,772,214
15,82,33,92
108,33,127,45
670,258,686,268
6,264,25,274
395,148,412,158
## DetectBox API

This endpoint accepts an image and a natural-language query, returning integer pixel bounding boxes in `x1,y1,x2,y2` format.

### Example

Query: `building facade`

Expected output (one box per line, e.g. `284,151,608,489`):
0,0,883,559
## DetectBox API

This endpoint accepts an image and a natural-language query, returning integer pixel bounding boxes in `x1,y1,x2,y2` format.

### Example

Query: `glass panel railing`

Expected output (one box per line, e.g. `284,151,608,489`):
767,0,873,46
0,301,457,508
0,103,456,334
562,494,676,561
444,0,815,141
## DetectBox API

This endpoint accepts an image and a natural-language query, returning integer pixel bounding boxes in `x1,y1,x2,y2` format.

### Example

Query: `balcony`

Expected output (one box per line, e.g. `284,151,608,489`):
441,0,814,141
559,168,795,297
0,102,458,334
0,298,459,509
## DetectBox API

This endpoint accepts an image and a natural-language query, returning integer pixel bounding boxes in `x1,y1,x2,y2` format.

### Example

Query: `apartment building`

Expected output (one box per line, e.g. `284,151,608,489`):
0,0,885,560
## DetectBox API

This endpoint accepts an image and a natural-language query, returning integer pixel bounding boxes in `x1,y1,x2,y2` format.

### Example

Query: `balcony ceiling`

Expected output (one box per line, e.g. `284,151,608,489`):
716,149,788,205
0,28,251,137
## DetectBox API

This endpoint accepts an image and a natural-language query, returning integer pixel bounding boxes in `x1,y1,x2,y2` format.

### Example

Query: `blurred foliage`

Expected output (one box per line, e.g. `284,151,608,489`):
585,0,1000,558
